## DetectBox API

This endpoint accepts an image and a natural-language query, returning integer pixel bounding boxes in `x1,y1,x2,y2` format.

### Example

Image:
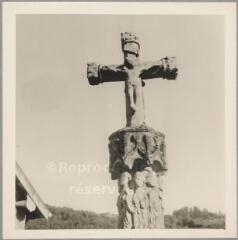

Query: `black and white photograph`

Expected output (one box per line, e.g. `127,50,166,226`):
2,2,237,239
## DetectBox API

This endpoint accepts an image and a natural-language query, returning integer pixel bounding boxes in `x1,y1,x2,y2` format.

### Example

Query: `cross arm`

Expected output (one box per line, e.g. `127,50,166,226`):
139,57,178,81
87,63,126,85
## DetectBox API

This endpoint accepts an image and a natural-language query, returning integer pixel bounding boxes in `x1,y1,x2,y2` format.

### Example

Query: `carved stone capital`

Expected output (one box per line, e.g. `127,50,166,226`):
108,125,167,180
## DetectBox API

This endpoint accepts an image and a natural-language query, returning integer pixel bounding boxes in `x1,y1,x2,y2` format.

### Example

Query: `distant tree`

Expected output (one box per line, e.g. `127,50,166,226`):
164,215,178,228
166,206,225,229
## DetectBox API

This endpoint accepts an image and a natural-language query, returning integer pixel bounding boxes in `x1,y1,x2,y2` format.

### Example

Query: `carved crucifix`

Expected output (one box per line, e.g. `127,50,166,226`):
87,32,177,229
87,32,178,127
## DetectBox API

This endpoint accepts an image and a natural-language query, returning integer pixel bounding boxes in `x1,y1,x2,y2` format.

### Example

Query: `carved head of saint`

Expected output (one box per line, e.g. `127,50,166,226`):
133,171,146,188
119,171,132,187
141,167,158,187
146,171,158,187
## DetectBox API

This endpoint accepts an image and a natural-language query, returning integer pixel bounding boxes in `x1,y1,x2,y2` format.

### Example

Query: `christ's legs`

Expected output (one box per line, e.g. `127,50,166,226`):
134,81,145,119
127,85,137,112
125,76,145,127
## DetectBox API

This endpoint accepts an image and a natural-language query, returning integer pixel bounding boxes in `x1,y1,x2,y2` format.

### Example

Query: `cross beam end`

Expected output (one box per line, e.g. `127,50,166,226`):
87,62,126,85
87,63,101,85
140,57,178,81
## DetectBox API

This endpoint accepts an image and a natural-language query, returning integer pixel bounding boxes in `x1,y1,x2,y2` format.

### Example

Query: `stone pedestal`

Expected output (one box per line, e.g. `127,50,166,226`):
108,125,167,229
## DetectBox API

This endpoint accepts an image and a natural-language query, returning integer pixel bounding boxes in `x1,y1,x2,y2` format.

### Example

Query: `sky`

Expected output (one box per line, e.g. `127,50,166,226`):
16,15,225,215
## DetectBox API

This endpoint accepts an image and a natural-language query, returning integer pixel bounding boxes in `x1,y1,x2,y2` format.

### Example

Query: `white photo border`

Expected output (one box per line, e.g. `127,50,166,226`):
2,2,237,239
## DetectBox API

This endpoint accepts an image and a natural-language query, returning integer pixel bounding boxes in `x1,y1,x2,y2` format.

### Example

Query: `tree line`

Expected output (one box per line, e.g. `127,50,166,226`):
26,205,225,229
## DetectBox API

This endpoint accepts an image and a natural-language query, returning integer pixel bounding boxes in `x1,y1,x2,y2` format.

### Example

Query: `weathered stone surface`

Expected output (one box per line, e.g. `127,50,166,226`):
87,32,177,229
87,32,177,127
144,168,165,228
116,169,165,229
133,171,149,228
140,57,177,80
110,125,166,229
87,58,177,86
121,32,140,56
117,172,134,229
109,125,167,180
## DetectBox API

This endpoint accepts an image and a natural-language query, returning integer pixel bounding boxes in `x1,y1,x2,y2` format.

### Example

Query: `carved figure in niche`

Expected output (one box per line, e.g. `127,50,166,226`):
142,135,158,165
132,171,148,228
142,134,167,171
117,172,135,229
146,169,162,228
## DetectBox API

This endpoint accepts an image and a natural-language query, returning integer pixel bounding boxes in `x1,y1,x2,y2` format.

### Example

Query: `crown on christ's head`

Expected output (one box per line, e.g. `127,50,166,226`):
121,32,140,56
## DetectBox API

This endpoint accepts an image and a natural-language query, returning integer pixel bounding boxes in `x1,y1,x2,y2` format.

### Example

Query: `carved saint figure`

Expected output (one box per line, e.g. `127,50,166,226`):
146,169,162,228
117,172,135,229
132,171,148,228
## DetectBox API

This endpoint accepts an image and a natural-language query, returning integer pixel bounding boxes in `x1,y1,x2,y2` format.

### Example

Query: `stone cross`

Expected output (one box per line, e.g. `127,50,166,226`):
87,32,177,229
87,32,177,127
